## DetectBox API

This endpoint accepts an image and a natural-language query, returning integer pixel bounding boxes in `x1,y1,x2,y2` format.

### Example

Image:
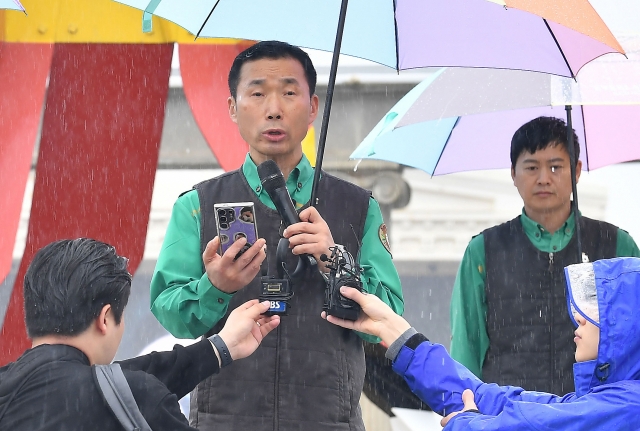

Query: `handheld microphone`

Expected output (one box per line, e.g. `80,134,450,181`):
257,159,317,282
257,160,300,228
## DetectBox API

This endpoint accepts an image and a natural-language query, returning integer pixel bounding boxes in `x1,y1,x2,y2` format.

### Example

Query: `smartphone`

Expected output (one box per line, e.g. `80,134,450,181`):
214,202,259,259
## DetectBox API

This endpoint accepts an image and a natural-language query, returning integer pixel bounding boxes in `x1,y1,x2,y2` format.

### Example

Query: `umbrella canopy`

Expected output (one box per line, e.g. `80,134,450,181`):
350,38,640,175
118,0,622,79
0,0,25,12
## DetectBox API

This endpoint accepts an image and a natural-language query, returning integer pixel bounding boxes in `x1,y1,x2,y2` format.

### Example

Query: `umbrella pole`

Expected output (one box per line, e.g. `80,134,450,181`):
310,0,349,207
565,105,582,263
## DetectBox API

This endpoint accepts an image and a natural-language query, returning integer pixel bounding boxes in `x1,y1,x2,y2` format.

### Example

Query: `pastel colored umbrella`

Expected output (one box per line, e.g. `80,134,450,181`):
0,0,25,12
351,36,640,260
120,0,622,79
350,44,640,174
113,0,624,204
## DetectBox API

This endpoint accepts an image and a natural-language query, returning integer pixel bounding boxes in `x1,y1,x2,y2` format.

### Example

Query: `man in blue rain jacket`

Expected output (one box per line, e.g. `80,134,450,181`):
324,257,640,430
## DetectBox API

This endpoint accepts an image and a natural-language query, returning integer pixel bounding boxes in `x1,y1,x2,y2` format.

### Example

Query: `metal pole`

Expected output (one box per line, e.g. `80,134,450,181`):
565,105,582,263
310,0,349,207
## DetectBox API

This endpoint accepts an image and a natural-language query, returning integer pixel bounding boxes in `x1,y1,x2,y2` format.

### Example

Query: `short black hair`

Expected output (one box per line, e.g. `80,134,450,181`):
510,116,580,168
228,40,317,100
24,238,132,338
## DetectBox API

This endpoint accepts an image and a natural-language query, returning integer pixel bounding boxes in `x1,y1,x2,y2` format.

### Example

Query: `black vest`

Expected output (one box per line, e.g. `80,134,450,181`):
190,169,371,431
482,215,617,395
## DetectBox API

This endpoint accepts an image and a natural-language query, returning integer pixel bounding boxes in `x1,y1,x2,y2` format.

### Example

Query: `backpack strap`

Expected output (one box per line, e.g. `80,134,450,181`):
93,364,152,431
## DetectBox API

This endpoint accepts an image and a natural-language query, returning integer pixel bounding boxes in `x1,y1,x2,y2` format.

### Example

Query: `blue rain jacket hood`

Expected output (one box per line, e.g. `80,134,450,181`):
568,258,640,397
392,257,640,430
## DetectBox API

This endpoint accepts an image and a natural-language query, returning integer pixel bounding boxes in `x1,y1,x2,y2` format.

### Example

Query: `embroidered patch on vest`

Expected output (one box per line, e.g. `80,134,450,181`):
379,224,391,255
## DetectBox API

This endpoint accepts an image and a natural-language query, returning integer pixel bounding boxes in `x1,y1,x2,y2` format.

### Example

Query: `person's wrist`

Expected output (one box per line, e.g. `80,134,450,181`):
217,328,240,359
378,315,412,347
207,275,230,293
209,276,240,294
209,339,223,368
208,334,233,367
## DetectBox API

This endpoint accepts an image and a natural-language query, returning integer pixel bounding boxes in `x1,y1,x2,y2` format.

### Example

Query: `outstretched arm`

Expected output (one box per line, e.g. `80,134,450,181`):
120,300,279,399
323,287,566,417
437,388,630,431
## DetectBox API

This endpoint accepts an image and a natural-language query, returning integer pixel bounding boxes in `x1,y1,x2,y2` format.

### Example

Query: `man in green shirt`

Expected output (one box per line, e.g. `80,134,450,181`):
150,41,403,431
150,155,403,341
450,116,639,395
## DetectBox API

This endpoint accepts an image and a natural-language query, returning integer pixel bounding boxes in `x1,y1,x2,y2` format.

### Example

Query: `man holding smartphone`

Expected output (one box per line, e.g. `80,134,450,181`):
150,41,404,431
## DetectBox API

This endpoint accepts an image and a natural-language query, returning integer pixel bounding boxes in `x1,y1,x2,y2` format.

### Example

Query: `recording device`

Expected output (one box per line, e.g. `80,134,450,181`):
213,202,258,261
321,245,364,321
259,237,296,315
260,275,293,315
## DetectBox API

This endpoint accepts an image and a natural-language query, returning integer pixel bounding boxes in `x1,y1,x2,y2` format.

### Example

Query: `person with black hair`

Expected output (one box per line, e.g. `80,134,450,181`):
150,40,404,431
0,238,279,431
450,116,639,396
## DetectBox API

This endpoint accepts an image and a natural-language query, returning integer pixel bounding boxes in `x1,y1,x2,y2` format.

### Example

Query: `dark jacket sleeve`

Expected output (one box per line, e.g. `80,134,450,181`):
145,390,196,431
117,339,219,399
127,371,198,431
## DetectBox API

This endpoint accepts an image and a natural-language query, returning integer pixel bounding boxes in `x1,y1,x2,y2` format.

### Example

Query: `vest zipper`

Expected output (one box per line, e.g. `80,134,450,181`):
273,326,281,430
548,252,554,271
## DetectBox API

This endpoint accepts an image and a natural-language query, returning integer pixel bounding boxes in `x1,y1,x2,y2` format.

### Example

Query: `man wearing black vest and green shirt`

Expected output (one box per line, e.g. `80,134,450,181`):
150,41,404,431
450,116,639,396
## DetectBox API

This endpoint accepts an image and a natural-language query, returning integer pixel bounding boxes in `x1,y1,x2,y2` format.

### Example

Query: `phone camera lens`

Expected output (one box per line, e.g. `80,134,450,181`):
227,209,236,222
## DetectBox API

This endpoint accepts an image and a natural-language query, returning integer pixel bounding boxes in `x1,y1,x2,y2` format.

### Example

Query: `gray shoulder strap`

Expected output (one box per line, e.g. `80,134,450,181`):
93,363,152,431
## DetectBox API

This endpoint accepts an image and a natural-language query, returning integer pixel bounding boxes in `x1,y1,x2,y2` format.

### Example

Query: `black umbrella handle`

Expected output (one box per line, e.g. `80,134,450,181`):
310,0,349,207
565,105,582,263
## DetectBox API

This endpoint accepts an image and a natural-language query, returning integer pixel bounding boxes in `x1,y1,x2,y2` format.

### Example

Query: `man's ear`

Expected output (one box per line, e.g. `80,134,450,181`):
96,304,111,335
309,94,319,125
575,159,582,184
511,166,516,184
228,96,238,123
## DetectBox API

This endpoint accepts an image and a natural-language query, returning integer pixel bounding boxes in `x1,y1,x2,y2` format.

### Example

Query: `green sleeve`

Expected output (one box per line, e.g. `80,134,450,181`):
616,228,640,257
356,197,405,344
150,191,233,339
449,234,489,378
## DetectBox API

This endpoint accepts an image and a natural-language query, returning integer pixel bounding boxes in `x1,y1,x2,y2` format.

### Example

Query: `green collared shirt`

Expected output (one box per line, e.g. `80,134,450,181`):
450,209,640,378
150,154,404,343
241,154,314,211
